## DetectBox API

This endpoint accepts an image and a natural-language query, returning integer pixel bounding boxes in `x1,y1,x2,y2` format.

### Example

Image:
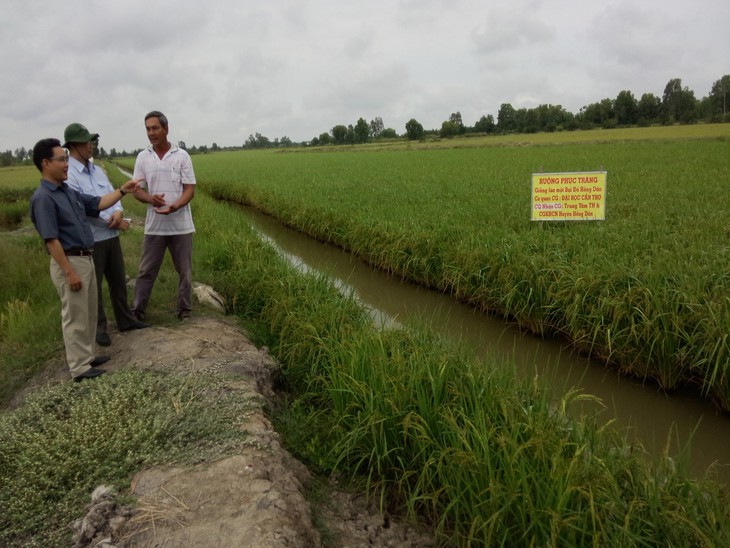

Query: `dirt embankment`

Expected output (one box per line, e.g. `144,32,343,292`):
12,315,433,547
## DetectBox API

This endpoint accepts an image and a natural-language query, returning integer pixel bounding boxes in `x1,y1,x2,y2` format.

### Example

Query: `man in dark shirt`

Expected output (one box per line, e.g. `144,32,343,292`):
29,138,139,381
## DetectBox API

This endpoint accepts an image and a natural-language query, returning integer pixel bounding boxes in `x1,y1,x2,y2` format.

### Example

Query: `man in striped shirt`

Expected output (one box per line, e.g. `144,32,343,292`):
131,111,196,322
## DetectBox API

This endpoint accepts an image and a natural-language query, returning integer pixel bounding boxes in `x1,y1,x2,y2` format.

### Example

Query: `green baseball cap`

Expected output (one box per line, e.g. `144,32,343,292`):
63,123,99,148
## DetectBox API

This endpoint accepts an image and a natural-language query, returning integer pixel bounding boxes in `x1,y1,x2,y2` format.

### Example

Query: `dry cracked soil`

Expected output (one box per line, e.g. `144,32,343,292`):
9,314,435,548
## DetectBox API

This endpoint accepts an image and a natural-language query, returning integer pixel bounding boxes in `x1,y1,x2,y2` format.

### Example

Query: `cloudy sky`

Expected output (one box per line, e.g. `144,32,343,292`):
1,0,727,153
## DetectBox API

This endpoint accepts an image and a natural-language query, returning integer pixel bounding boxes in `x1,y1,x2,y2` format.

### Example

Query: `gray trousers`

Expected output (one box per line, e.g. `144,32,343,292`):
93,236,138,334
133,233,193,317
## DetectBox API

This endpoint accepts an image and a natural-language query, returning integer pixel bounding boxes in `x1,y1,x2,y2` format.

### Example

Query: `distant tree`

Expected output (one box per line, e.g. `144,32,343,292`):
662,78,682,120
439,120,459,138
576,98,615,128
449,112,465,134
369,117,384,138
343,125,354,144
14,147,28,163
662,78,683,121
614,90,638,126
522,109,539,133
0,150,13,167
279,136,293,147
380,128,398,139
318,132,332,145
678,90,698,123
697,96,715,121
211,142,219,151
662,78,697,123
473,114,495,133
497,103,516,132
354,117,369,143
513,108,528,132
709,74,730,118
405,118,424,140
245,133,270,148
637,93,661,125
579,102,601,127
533,104,561,131
598,98,616,127
332,125,348,145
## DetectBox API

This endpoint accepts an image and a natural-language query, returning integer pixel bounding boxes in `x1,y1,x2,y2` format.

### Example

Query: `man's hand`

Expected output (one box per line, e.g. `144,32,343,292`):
100,179,143,210
107,211,125,229
154,203,178,215
120,178,142,194
46,239,83,291
66,269,83,291
149,193,167,207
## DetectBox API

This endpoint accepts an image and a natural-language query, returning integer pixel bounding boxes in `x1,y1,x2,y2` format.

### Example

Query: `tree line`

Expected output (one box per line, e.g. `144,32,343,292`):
336,75,729,144
306,74,729,145
2,75,728,165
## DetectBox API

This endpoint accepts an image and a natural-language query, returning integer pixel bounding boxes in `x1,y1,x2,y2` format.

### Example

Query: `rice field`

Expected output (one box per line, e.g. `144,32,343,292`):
174,124,730,409
4,135,730,544
0,165,35,230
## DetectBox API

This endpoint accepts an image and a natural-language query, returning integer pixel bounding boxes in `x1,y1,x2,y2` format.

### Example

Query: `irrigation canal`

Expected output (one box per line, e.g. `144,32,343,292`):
235,203,730,487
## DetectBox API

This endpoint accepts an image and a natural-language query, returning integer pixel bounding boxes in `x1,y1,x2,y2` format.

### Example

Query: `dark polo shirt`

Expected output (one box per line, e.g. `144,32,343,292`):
29,179,102,251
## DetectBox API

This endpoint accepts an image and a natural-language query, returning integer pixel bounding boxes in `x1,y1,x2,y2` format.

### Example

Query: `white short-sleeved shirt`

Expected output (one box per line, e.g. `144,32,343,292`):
133,144,196,236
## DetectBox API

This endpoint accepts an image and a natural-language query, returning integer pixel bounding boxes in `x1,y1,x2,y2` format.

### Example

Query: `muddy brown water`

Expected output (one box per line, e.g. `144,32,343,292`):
238,204,730,487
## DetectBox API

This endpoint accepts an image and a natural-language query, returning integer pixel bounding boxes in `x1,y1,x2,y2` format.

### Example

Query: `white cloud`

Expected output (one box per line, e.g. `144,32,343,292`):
1,0,728,152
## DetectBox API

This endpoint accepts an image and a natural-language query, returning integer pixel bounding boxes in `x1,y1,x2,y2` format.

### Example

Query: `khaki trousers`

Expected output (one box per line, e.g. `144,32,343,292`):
51,255,98,378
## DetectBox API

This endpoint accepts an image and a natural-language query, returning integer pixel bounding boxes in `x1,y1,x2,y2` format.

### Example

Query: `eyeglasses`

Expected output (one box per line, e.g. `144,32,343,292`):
50,155,69,163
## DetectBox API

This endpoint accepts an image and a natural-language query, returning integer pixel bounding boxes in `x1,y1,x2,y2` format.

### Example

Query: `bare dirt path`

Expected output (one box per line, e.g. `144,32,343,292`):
12,315,434,547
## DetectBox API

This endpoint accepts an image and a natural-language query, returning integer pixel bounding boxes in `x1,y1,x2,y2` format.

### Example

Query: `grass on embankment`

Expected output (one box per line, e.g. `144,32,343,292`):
3,157,730,546
0,368,256,547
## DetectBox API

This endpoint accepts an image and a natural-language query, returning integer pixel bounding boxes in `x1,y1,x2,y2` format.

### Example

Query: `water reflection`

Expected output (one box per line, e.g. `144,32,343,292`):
241,204,730,485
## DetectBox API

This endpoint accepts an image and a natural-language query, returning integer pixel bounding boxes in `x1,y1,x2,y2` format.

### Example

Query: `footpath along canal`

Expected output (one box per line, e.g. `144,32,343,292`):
236,203,730,487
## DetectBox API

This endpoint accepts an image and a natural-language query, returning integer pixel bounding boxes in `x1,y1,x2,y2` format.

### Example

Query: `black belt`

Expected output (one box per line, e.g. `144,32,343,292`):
65,248,94,256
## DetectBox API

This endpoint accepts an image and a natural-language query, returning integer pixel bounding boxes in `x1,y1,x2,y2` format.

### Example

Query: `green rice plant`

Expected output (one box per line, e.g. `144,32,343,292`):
0,166,36,229
0,232,63,402
0,202,28,229
0,165,38,189
0,297,62,398
695,293,730,407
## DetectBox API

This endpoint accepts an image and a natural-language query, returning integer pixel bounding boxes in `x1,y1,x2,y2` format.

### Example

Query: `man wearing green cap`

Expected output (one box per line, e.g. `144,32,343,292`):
64,123,149,348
